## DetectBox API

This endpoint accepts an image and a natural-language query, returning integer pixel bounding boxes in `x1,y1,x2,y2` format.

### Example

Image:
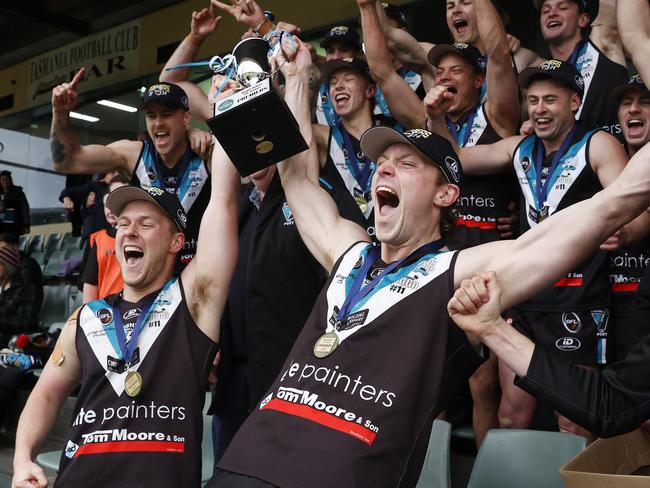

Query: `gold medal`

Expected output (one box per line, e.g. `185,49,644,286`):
124,370,143,397
355,195,368,214
313,332,339,358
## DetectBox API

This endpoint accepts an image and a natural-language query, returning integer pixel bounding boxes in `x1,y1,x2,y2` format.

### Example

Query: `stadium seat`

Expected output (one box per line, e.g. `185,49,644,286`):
30,251,46,268
44,233,63,258
18,234,31,253
27,234,44,254
62,235,83,251
467,429,586,488
43,250,67,277
70,291,83,314
415,420,452,488
39,284,70,330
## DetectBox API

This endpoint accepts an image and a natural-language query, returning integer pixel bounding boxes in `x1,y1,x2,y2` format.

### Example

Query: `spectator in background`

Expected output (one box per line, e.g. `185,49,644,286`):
0,171,30,239
81,175,129,302
0,242,43,348
63,174,91,237
60,170,119,240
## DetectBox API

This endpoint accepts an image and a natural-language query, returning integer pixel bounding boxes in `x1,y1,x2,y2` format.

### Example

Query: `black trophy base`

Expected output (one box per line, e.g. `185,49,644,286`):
207,78,308,177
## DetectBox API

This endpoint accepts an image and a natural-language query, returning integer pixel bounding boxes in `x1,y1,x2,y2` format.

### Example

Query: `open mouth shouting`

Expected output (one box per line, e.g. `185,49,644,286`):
534,117,552,131
154,131,170,147
452,18,469,36
124,245,144,267
334,92,351,109
626,117,647,138
375,185,400,218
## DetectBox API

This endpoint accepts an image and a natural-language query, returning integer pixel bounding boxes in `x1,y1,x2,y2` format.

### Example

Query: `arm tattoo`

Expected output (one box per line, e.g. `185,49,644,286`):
50,134,66,163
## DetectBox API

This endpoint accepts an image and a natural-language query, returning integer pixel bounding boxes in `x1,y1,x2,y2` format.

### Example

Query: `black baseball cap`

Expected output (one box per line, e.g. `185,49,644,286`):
360,127,463,185
427,43,486,74
612,73,648,101
140,82,190,111
533,0,599,25
518,59,585,98
106,185,187,233
320,58,373,84
320,26,362,51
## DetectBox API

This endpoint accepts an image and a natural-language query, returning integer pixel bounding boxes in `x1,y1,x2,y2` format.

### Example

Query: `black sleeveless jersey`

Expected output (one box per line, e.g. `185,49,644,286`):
54,278,217,488
572,40,628,138
219,242,481,488
609,237,650,314
445,103,520,250
513,125,609,310
130,141,211,266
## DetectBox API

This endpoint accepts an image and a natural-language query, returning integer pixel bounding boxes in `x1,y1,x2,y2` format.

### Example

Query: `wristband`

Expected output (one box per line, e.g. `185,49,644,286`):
185,33,204,47
254,18,274,36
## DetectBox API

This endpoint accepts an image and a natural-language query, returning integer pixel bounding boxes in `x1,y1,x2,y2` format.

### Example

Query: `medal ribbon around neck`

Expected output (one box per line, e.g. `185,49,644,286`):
533,126,576,209
333,124,374,194
337,239,445,324
446,108,478,148
110,281,173,367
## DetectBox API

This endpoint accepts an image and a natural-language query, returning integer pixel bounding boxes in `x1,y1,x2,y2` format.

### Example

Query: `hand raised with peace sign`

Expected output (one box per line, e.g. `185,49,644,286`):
191,4,222,41
211,0,265,29
51,68,85,114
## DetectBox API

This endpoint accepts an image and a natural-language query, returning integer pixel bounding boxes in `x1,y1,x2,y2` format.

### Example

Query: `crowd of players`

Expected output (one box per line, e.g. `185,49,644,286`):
9,0,650,487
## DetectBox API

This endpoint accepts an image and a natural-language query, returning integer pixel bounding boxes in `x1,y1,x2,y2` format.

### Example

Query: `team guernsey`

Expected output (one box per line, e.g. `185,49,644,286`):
572,40,628,137
446,103,519,249
512,125,611,363
131,140,210,265
219,242,481,488
55,278,217,488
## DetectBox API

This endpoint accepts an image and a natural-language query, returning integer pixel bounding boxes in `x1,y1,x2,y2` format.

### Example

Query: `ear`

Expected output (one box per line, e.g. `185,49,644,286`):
577,12,590,29
366,83,377,100
170,232,185,254
183,110,192,130
570,91,581,114
473,73,485,91
435,183,461,208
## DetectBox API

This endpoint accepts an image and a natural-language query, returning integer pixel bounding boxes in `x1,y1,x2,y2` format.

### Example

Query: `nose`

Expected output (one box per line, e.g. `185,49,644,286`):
629,100,642,113
376,159,396,177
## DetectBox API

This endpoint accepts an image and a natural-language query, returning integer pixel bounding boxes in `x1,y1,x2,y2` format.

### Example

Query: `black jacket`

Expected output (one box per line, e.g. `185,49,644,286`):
0,185,30,237
215,173,366,410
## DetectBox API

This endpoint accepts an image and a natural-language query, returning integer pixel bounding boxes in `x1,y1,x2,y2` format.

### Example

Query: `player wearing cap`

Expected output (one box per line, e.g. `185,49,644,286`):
12,142,239,488
206,39,650,488
533,0,627,135
424,40,520,447
429,59,650,436
606,75,650,360
50,72,213,265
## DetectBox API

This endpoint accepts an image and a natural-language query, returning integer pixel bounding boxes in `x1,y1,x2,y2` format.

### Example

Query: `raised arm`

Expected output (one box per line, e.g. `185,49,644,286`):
13,312,82,488
182,138,239,343
50,68,139,175
278,38,368,272
617,0,650,82
590,0,625,67
450,271,650,438
357,0,426,129
160,6,222,122
372,1,436,91
456,141,650,310
475,0,520,136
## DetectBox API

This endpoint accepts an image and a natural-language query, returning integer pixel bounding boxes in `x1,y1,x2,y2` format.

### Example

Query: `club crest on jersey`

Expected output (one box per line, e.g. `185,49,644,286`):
282,202,295,226
147,168,156,181
521,157,531,173
96,308,113,325
562,312,581,333
591,310,609,332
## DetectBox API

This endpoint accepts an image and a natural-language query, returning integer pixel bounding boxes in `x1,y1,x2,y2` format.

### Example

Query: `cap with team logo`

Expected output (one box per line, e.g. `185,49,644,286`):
517,59,585,98
533,0,599,25
320,57,373,84
106,185,187,233
612,73,648,101
360,127,463,185
140,82,190,111
320,26,362,51
427,43,486,74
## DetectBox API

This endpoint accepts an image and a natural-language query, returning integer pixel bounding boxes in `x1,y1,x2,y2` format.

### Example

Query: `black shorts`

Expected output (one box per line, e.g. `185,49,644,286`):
507,308,610,365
